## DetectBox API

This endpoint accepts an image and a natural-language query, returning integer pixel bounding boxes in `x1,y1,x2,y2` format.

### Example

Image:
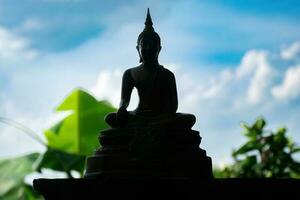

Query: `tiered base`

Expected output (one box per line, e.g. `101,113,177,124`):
85,127,213,178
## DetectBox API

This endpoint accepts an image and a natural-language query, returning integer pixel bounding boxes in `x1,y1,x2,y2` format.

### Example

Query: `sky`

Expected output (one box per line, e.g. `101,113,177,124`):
1,0,300,170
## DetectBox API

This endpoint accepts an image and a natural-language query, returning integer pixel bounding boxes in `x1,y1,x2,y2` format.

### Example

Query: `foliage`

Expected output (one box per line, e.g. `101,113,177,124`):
0,88,116,199
215,118,300,178
45,89,115,155
1,88,300,199
40,89,115,178
35,148,86,177
0,153,42,200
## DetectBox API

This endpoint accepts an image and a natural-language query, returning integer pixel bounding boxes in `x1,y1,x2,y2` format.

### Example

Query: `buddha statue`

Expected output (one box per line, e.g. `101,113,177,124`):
105,8,196,130
85,9,213,179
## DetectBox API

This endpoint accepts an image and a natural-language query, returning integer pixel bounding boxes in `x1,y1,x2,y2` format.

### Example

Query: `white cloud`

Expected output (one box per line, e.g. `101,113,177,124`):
181,50,275,107
236,50,260,79
272,65,300,101
281,41,300,60
88,64,225,114
236,50,274,104
0,109,72,158
201,69,233,99
1,0,300,168
89,64,207,114
0,123,45,158
90,69,122,107
0,95,72,158
89,69,139,111
178,49,276,108
0,26,38,64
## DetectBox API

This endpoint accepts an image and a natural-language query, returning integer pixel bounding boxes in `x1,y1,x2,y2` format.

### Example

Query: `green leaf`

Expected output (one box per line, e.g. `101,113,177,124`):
36,147,86,175
253,118,266,130
45,88,116,155
232,141,261,157
291,148,300,154
2,185,43,200
243,155,257,167
290,162,300,174
0,153,41,199
241,123,251,132
216,117,300,178
241,118,266,140
273,127,288,150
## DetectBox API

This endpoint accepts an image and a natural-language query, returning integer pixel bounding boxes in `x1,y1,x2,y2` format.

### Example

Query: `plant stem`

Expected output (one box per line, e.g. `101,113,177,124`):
0,117,46,146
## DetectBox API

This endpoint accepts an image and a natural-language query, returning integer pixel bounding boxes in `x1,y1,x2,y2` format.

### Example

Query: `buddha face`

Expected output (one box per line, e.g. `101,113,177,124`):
137,36,161,63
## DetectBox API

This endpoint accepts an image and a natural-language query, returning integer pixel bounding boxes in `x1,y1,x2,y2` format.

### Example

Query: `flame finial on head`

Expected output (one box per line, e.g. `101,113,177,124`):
137,8,161,48
144,8,154,32
137,8,161,62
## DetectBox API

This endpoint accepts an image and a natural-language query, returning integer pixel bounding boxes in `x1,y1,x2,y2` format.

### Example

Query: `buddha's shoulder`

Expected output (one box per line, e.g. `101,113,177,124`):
123,65,175,77
122,66,140,76
124,65,142,73
159,65,175,77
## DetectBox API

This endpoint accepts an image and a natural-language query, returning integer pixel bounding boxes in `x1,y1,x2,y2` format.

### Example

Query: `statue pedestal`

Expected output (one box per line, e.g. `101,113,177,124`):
85,126,213,179
33,178,300,199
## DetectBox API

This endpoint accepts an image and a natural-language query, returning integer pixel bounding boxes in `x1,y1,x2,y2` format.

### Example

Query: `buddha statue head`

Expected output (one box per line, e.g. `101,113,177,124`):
137,8,161,64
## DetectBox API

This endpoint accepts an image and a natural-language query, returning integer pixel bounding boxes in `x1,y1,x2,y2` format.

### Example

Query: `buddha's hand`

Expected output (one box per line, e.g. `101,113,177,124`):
116,107,128,122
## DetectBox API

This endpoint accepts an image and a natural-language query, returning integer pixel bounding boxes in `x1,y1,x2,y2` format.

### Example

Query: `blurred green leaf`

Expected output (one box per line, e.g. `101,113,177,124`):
2,185,43,200
0,88,117,199
36,147,86,176
242,155,257,168
233,141,261,157
215,117,300,178
0,153,41,199
45,88,116,156
290,162,300,173
291,148,300,154
273,128,287,149
241,118,265,140
253,118,266,130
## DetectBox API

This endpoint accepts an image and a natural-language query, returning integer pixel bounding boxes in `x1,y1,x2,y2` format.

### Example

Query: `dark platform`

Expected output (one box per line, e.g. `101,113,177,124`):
33,177,300,199
85,127,213,179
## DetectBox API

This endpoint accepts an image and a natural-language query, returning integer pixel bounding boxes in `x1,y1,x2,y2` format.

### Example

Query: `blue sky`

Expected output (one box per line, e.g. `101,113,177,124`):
1,0,300,169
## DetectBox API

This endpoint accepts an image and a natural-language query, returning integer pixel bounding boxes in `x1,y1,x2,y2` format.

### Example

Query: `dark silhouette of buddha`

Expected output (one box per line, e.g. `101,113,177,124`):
105,9,195,129
84,9,213,179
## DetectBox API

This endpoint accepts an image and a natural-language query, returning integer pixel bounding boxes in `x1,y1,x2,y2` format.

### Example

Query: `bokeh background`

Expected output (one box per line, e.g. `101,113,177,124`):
1,0,300,170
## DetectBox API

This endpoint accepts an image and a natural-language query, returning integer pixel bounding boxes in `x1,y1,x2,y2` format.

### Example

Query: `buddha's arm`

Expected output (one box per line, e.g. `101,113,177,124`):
169,72,178,113
119,70,134,111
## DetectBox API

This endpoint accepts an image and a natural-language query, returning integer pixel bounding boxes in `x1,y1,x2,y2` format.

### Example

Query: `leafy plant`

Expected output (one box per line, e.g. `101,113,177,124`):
0,88,116,199
215,118,300,178
0,153,42,200
1,88,299,200
45,89,115,155
39,89,115,177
